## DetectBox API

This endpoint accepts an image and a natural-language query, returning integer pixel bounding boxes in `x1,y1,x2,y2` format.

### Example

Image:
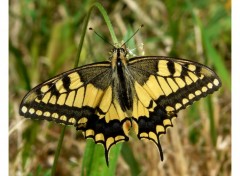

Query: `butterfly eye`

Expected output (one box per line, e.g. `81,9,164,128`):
121,48,126,53
113,48,117,53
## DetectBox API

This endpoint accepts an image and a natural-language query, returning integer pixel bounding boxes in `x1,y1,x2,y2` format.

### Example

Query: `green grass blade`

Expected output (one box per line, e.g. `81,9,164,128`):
93,2,118,44
51,126,66,176
206,96,216,145
75,5,94,67
121,143,140,176
82,140,122,176
81,139,95,176
75,2,118,67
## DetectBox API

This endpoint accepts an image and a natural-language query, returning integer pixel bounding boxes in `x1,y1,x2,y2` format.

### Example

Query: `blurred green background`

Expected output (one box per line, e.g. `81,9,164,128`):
9,0,231,176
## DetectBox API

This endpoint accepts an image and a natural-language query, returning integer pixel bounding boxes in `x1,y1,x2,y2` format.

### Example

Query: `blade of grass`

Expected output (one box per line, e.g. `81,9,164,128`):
51,126,66,176
75,2,118,67
81,139,96,176
121,143,140,176
206,96,216,145
74,4,93,68
93,2,118,44
187,103,201,144
82,141,122,176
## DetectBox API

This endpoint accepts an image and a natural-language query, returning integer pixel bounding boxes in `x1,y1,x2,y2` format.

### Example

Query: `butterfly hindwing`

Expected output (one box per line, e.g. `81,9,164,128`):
77,94,131,165
128,56,221,159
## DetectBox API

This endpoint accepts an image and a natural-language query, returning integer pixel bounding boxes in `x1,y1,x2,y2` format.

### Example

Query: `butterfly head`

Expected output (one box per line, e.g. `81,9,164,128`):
109,44,129,68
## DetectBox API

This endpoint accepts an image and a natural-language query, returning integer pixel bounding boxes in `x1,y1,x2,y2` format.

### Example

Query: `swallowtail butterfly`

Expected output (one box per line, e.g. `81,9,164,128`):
20,38,221,165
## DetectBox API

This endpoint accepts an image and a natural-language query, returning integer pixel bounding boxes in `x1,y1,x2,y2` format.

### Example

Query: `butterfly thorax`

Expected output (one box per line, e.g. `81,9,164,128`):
111,47,134,112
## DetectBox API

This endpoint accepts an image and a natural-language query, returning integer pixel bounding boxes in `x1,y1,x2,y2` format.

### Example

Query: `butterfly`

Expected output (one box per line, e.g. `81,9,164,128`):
19,43,221,165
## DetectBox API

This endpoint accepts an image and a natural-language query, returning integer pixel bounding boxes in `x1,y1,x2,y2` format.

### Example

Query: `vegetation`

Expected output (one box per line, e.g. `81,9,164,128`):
9,0,231,175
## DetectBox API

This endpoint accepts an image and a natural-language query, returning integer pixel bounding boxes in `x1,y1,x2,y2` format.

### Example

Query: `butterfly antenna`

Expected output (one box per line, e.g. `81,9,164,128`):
89,27,115,47
121,24,144,47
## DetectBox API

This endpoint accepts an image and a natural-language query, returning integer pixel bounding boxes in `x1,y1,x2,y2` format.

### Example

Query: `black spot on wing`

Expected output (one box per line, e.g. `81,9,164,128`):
167,60,175,75
35,88,44,100
62,76,71,91
49,84,60,97
147,100,154,109
195,65,202,77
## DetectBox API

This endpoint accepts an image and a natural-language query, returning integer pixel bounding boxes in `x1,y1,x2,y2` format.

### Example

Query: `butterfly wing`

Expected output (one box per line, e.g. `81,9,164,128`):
20,62,112,124
128,56,221,160
19,62,131,165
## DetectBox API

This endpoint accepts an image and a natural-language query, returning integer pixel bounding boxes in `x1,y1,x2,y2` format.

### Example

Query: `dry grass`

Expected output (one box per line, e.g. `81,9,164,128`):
9,0,231,175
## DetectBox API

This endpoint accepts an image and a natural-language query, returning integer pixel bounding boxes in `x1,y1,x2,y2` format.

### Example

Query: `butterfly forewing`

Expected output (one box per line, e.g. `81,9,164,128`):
128,56,221,112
